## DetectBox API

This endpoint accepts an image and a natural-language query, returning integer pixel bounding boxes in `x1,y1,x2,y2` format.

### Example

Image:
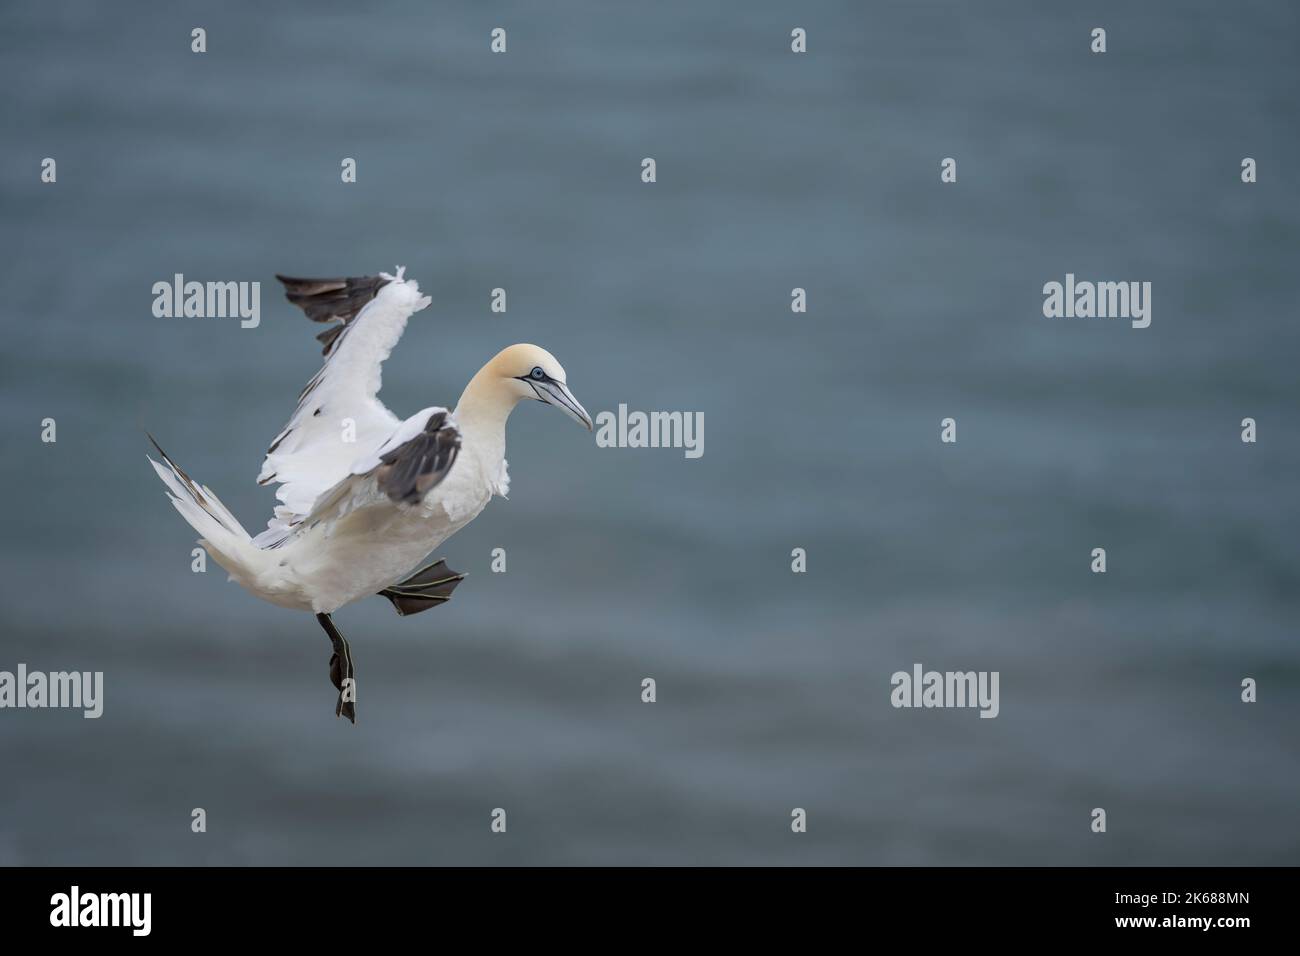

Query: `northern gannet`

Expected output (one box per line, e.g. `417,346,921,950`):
148,267,591,722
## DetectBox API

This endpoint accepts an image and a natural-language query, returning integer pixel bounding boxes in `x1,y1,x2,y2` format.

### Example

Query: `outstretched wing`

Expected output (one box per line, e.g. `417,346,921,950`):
270,407,462,548
253,266,431,548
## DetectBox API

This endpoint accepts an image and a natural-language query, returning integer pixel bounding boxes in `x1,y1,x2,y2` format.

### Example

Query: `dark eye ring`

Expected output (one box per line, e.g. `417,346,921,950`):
530,367,545,380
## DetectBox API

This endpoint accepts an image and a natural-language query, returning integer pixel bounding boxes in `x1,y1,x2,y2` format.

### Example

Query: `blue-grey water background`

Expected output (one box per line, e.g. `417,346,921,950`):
1,0,1297,865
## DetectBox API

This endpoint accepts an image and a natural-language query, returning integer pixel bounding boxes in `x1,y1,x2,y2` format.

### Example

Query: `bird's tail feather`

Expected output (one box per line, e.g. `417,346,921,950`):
147,434,263,579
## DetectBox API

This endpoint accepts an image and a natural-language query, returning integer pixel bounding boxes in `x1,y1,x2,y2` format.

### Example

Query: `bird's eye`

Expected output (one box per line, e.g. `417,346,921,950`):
530,367,545,380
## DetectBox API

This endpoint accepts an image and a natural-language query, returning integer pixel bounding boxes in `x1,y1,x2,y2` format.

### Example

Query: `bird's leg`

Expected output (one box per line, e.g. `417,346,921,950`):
315,612,356,723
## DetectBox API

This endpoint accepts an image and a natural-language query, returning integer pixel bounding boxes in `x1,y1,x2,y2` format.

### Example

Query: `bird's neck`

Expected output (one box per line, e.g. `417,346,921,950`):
453,370,521,460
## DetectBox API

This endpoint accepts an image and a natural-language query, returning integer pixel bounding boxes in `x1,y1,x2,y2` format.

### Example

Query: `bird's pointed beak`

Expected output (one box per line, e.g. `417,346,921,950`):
536,379,593,431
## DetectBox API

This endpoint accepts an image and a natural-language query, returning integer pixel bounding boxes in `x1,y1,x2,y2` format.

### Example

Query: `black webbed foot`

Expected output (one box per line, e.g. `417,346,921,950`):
378,559,466,617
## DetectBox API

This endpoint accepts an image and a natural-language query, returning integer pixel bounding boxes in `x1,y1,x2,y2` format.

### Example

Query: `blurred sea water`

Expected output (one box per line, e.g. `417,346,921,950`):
0,0,1297,864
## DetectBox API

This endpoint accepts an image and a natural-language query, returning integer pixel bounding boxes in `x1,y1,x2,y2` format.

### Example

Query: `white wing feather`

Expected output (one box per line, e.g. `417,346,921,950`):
253,269,431,548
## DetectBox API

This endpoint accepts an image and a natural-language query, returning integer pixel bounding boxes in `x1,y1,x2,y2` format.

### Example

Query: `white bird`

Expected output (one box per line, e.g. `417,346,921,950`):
148,267,592,722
